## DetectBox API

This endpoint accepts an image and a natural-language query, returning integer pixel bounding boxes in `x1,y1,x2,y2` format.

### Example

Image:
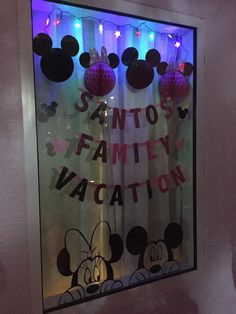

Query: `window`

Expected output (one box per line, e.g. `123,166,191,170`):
31,0,197,312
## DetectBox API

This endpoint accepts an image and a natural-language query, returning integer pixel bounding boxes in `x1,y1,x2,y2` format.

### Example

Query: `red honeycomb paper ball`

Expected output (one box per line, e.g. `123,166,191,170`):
159,70,189,101
84,62,116,97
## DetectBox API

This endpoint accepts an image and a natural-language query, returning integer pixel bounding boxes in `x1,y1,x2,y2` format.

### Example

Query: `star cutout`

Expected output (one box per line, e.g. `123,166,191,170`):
114,30,121,38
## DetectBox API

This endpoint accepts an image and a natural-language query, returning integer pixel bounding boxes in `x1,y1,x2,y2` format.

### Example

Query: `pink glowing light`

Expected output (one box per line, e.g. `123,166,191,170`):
136,29,141,38
53,18,61,26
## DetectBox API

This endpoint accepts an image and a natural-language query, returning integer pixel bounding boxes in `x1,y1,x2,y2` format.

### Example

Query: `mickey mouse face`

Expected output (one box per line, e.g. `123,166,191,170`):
126,223,183,276
122,47,161,89
33,33,79,82
80,47,119,97
157,61,193,101
143,241,169,273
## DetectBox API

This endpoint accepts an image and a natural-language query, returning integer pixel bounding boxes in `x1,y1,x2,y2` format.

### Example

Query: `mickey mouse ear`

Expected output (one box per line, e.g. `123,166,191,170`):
33,33,52,56
61,35,79,56
109,234,123,263
57,248,73,276
51,101,58,108
79,52,90,68
126,226,148,255
157,62,168,75
183,62,193,76
108,53,119,68
164,223,183,249
146,49,161,67
122,47,138,66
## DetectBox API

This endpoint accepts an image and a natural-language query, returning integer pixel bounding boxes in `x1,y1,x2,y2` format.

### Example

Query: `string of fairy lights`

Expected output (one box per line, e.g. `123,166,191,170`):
44,5,182,48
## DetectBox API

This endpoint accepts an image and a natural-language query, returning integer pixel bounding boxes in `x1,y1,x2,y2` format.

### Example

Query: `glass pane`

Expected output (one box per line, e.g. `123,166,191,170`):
31,0,196,312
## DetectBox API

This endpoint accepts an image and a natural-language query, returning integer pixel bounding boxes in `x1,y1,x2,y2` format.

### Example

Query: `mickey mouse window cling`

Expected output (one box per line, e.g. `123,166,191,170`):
31,0,197,312
126,223,183,285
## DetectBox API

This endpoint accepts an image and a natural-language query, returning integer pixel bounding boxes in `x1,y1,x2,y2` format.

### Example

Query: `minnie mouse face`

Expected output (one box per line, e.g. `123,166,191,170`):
126,223,183,284
57,220,123,304
33,33,80,82
122,47,161,89
80,47,119,97
77,256,107,294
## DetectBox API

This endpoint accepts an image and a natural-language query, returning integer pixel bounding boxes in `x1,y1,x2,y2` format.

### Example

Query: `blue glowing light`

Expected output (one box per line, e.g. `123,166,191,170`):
74,19,81,29
149,32,155,41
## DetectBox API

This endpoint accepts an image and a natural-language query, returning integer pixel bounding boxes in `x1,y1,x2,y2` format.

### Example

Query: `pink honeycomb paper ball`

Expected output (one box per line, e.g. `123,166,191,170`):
84,62,116,97
159,70,189,101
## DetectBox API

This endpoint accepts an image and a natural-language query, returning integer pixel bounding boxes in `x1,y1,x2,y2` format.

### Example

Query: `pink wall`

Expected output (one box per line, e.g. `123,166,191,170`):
1,0,236,313
0,1,30,313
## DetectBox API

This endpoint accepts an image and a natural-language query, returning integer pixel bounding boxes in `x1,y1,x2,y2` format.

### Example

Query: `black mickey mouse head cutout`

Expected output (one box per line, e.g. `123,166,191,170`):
37,101,58,122
157,61,193,102
41,101,58,116
178,107,189,119
122,47,161,89
126,223,183,284
33,33,79,82
79,47,119,97
45,143,56,156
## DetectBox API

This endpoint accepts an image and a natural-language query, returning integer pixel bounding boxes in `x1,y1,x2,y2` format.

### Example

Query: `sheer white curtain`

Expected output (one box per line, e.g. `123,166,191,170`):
33,9,188,300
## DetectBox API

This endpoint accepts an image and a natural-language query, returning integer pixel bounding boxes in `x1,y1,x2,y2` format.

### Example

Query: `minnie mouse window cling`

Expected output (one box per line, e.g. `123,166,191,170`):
57,221,124,305
56,220,183,305
31,0,197,312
